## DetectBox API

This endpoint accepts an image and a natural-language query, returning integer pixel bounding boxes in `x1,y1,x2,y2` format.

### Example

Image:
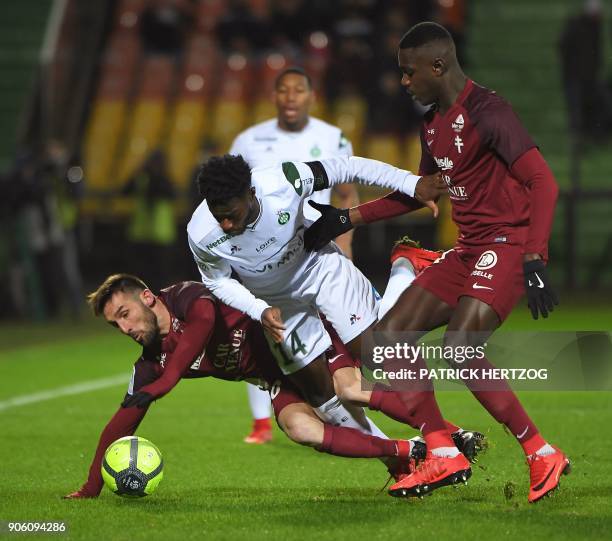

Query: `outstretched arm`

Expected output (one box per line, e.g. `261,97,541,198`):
64,405,148,498
304,177,444,252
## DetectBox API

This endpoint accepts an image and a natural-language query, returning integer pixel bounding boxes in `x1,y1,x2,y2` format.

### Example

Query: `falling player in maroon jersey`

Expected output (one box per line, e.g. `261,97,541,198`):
64,273,481,498
303,22,569,503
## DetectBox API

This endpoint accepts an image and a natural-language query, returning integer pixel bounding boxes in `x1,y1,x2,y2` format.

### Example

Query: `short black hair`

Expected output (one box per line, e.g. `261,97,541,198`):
197,154,251,206
88,274,148,316
399,22,453,49
275,66,312,90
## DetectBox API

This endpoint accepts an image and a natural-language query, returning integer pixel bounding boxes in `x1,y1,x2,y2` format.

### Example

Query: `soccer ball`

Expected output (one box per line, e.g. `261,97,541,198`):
101,436,164,497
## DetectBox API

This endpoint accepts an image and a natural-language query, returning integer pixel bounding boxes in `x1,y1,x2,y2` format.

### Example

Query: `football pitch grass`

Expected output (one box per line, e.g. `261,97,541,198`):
1,299,611,540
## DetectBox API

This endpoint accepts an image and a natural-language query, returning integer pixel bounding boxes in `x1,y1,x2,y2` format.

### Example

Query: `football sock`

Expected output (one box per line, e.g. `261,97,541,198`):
534,443,556,457
252,417,272,431
378,257,416,319
445,420,461,433
247,382,272,419
461,356,541,455
317,425,409,459
523,435,549,457
365,416,389,439
314,395,368,431
431,446,461,458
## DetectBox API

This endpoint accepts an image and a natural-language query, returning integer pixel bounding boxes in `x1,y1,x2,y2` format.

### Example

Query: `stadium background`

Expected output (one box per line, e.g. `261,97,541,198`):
1,1,611,539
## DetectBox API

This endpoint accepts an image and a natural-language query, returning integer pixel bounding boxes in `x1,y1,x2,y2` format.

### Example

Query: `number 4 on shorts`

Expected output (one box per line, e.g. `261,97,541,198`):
290,330,307,356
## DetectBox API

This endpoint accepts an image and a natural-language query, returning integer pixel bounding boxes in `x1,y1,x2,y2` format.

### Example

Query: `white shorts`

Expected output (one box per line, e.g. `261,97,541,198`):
261,244,380,374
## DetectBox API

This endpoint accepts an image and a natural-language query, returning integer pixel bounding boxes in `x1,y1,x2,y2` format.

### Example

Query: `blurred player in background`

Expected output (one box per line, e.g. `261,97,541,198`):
229,67,359,444
64,274,483,498
304,22,569,503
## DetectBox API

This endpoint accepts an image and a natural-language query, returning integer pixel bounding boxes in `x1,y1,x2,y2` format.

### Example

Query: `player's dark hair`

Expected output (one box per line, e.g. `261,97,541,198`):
197,154,252,206
87,273,149,316
399,22,453,49
275,66,312,90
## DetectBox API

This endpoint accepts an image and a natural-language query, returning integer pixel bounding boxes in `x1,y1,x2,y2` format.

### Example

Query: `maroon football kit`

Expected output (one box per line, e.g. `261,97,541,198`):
78,281,356,495
359,79,558,320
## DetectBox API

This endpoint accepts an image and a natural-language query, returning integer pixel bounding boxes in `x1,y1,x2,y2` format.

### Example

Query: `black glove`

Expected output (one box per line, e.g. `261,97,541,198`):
303,201,352,251
523,259,559,319
121,391,154,409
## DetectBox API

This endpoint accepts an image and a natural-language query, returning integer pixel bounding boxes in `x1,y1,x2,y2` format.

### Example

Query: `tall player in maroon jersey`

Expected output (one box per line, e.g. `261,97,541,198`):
64,273,482,498
303,22,569,503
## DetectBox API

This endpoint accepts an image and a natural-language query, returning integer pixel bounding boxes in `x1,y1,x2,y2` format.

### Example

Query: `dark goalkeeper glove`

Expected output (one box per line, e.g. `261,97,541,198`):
523,259,559,319
121,391,154,409
303,200,352,252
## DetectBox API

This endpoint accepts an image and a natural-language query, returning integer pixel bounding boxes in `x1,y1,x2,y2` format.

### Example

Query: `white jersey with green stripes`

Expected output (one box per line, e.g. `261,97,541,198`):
187,156,420,372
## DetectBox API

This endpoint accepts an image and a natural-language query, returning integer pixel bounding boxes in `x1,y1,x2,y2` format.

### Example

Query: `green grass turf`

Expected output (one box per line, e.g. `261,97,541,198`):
1,301,611,540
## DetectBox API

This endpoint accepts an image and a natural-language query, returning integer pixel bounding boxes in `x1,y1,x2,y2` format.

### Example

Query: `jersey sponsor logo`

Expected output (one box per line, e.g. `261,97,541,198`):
475,250,498,270
212,329,246,373
452,114,465,132
350,313,361,325
277,211,290,225
274,231,304,268
454,135,464,154
255,237,277,253
240,229,305,274
471,269,493,280
206,234,230,251
442,174,468,199
434,156,454,171
191,348,205,370
172,318,183,333
230,245,241,255
427,128,436,135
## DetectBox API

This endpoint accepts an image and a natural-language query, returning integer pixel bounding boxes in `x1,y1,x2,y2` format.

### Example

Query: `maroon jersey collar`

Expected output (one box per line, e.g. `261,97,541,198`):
455,78,473,107
435,78,473,119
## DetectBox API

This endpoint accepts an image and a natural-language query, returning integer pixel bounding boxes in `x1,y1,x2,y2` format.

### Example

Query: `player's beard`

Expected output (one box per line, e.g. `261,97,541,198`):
138,304,161,347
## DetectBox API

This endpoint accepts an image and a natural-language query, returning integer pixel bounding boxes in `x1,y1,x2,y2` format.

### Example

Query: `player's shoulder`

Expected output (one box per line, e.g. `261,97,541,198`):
237,118,278,142
308,116,342,136
160,281,216,321
187,199,222,244
464,82,515,120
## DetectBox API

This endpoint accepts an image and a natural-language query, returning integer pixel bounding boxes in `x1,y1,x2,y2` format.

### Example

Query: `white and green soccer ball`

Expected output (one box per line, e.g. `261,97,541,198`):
101,436,164,497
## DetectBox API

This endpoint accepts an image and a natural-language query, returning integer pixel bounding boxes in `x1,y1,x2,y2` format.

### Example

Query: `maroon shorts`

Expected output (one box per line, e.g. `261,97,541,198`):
413,242,525,322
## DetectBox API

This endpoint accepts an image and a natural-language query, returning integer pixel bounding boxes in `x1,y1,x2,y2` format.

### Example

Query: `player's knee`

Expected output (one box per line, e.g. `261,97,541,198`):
283,416,322,447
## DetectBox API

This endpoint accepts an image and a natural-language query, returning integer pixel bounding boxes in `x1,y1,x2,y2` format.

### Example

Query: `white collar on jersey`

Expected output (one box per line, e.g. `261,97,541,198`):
245,197,264,231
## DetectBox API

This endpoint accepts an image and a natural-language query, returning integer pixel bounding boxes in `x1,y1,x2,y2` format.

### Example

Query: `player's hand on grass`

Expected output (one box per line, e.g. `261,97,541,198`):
523,258,559,319
121,391,154,409
414,172,447,218
304,201,352,251
261,307,286,343
63,489,97,499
